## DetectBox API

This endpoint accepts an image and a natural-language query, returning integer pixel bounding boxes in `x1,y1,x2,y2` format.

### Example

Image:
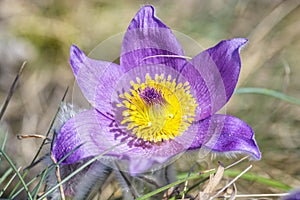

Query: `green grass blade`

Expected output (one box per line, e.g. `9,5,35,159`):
32,167,49,199
186,177,210,193
224,170,292,191
136,179,188,200
9,170,29,197
0,62,26,121
0,168,18,197
1,132,8,151
10,170,41,199
37,142,123,200
136,172,212,200
0,167,13,185
8,170,28,198
11,144,83,198
0,150,33,200
235,87,300,106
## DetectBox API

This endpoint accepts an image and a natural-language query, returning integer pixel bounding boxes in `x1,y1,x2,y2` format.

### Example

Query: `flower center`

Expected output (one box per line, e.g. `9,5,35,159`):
117,73,198,142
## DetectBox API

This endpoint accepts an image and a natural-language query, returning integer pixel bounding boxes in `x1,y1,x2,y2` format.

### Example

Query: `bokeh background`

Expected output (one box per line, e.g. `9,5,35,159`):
0,0,300,198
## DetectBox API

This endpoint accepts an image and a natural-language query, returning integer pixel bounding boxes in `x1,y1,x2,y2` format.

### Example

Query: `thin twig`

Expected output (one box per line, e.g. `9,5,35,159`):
228,182,237,200
209,165,253,200
181,178,189,200
197,156,249,176
17,134,48,140
0,61,26,121
50,153,65,200
225,156,249,170
222,193,289,198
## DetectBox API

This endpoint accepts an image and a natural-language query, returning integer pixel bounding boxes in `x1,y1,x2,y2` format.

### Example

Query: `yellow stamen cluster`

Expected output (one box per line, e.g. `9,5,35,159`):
117,73,198,142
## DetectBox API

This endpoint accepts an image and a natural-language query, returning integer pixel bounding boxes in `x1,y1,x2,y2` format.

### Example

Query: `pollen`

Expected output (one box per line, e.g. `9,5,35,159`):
118,73,198,143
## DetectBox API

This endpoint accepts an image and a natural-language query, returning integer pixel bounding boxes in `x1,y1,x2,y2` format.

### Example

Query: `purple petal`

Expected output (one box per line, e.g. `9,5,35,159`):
70,45,124,116
121,5,186,71
189,114,261,159
52,109,197,175
283,189,300,200
179,38,247,120
52,109,104,164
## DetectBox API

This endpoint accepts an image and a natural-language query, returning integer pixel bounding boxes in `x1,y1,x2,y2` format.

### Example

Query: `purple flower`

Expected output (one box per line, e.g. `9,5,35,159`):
52,5,261,175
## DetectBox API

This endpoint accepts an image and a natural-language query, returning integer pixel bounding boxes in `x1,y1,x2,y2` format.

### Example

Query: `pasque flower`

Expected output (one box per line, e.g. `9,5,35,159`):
52,5,261,175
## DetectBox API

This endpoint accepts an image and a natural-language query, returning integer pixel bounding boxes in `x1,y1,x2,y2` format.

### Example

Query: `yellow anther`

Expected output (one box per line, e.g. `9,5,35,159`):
117,73,198,142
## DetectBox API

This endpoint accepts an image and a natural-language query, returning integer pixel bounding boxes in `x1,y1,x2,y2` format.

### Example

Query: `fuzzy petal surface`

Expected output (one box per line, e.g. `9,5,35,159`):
179,38,247,120
70,45,124,116
121,5,186,72
189,114,261,159
52,109,198,175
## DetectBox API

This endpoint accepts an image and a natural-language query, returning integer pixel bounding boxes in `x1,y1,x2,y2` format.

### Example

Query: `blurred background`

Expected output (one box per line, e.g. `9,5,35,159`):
0,0,300,198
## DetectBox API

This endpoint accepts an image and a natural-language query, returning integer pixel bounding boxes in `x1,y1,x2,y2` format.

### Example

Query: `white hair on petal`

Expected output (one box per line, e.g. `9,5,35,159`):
56,103,83,129
213,151,258,161
50,102,86,140
217,151,238,159
196,146,255,162
211,151,256,161
73,158,112,200
141,54,192,62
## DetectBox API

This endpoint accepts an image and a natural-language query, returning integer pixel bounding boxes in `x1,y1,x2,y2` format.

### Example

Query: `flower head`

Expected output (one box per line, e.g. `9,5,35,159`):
52,5,261,175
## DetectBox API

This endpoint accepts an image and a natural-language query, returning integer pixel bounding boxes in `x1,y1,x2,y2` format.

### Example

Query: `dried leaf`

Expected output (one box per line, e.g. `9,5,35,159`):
199,163,224,199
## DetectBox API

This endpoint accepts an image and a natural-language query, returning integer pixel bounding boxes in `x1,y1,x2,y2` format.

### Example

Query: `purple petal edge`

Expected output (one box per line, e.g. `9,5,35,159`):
179,38,248,120
69,45,124,116
128,5,167,29
121,5,185,71
283,189,300,200
70,44,86,76
189,114,261,160
205,38,248,101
